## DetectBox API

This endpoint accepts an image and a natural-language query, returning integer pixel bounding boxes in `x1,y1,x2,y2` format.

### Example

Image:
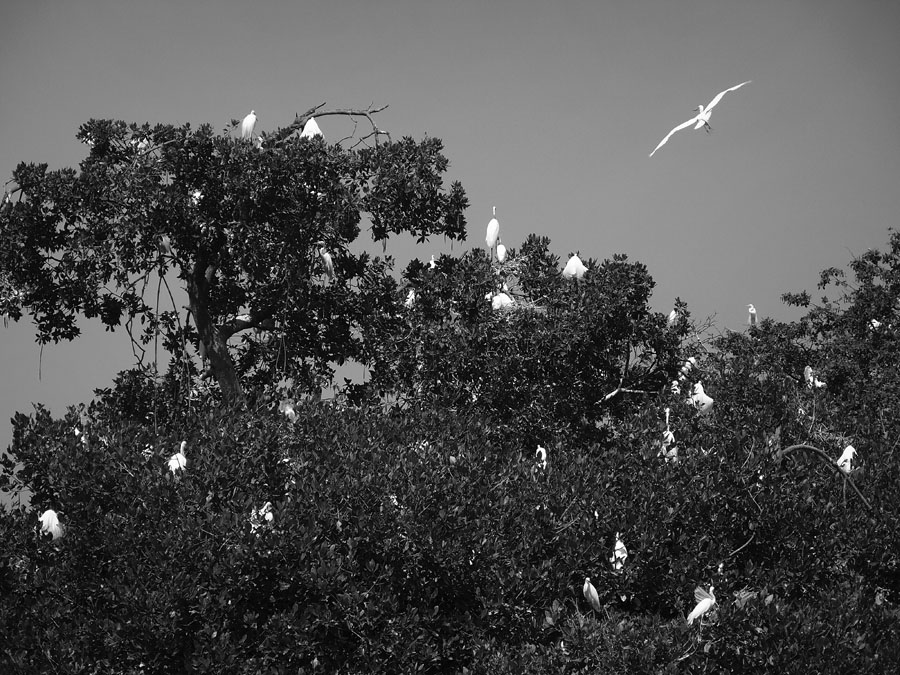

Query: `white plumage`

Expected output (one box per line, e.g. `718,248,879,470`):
583,577,602,613
241,110,257,140
747,304,757,327
687,585,716,624
38,509,65,540
562,254,587,280
689,382,714,414
496,241,507,263
486,207,500,254
836,445,856,474
168,440,188,473
610,533,628,571
535,445,547,471
300,117,323,138
649,81,751,157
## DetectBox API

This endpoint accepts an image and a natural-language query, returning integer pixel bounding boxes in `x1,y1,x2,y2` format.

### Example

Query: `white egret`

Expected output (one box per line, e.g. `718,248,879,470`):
870,319,882,331
168,441,187,473
747,304,757,327
300,117,323,139
38,509,65,540
405,289,417,307
667,308,678,328
562,254,587,280
316,243,334,281
649,81,751,157
492,292,514,310
241,110,257,140
535,445,547,471
679,356,697,380
583,577,602,613
429,254,437,269
159,235,173,256
497,240,507,263
279,400,297,422
190,190,202,206
803,365,826,389
610,533,628,571
486,207,500,256
836,445,856,474
670,379,682,395
689,382,714,414
687,585,716,624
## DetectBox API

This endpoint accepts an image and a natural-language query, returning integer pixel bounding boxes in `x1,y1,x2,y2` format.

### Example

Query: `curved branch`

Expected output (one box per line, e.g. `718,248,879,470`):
271,103,391,145
778,443,873,512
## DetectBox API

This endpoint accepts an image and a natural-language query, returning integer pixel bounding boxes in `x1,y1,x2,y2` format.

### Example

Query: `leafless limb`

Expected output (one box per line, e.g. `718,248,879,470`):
270,103,391,146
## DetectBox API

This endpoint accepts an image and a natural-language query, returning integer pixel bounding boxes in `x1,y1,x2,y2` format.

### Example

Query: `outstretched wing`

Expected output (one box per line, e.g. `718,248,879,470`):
694,586,712,602
706,80,751,112
649,117,698,157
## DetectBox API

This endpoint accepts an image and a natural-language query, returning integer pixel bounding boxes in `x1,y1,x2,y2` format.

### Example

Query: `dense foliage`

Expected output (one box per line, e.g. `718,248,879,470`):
2,113,900,673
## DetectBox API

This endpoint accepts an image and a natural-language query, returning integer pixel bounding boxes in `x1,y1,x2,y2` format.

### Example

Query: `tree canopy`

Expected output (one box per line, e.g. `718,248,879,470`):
2,110,899,673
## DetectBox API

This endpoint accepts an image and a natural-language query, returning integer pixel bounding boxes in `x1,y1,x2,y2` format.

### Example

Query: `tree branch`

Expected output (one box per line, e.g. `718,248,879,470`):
271,103,391,145
778,443,873,512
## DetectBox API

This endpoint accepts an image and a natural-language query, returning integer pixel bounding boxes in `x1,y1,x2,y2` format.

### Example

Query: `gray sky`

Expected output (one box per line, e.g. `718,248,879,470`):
2,0,900,448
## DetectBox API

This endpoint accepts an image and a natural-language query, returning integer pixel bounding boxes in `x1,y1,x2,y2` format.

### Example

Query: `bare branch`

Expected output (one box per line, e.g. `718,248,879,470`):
778,443,874,513
271,103,391,146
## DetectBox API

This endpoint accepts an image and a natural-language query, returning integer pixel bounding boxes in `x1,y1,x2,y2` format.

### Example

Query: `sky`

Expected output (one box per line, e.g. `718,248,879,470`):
2,0,900,454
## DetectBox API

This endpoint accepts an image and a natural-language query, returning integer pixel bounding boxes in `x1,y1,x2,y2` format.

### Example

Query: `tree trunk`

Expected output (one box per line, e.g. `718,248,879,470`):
187,264,247,409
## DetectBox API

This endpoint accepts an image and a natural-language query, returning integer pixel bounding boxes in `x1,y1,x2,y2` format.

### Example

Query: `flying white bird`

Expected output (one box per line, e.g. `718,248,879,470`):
563,254,587,280
486,207,500,256
649,81,751,157
497,240,507,263
689,382,714,414
836,445,856,474
610,533,628,571
241,110,257,140
535,445,547,472
38,509,65,540
747,304,758,327
300,117,323,139
583,577,602,613
687,585,717,625
168,441,188,473
803,365,826,389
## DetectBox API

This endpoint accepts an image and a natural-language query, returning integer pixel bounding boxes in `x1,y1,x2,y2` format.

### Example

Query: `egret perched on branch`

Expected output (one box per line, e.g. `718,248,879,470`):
659,407,678,462
168,441,188,473
610,533,628,571
300,117,323,138
241,110,257,140
38,509,65,540
496,239,507,263
486,207,500,257
491,292,514,310
689,382,714,414
405,289,417,308
583,577,602,613
747,304,757,327
649,81,751,157
535,445,547,472
803,365,826,389
667,308,678,328
836,445,856,474
687,586,716,624
316,242,334,281
429,254,437,269
563,254,587,280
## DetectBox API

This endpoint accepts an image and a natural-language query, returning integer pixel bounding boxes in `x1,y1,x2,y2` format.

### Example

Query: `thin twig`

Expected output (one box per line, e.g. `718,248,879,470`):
779,443,874,512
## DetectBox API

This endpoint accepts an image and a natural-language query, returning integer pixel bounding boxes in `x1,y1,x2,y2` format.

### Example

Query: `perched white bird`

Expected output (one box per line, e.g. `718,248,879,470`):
300,117,323,139
747,304,758,327
687,585,717,624
836,445,856,474
241,110,257,140
428,254,437,269
689,382,714,414
610,533,628,571
279,400,297,422
491,292,514,310
168,441,188,473
159,235,173,256
38,509,65,540
583,577,602,613
486,207,500,256
679,357,697,380
535,445,547,472
649,81,751,157
667,308,678,328
803,365,826,389
250,501,274,535
405,289,417,308
317,243,334,281
190,190,202,206
496,240,507,263
869,319,883,331
562,254,587,280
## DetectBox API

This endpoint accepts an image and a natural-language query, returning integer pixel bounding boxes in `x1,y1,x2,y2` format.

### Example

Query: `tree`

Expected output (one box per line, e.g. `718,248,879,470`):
0,105,469,407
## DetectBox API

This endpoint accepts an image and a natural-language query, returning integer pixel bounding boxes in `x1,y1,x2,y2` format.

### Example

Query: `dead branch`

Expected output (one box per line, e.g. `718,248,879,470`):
271,103,391,146
778,443,873,512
